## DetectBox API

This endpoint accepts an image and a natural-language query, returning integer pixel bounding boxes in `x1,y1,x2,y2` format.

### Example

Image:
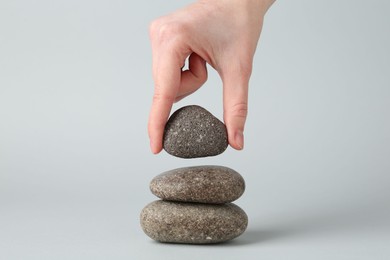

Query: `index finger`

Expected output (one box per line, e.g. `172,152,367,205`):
148,51,183,154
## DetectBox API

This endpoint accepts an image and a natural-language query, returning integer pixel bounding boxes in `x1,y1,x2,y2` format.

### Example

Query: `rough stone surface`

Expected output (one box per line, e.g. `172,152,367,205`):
140,200,248,244
150,165,245,204
163,105,228,158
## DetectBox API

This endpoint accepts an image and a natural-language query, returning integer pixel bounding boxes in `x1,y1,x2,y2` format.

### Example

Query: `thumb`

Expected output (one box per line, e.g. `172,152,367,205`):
222,70,250,150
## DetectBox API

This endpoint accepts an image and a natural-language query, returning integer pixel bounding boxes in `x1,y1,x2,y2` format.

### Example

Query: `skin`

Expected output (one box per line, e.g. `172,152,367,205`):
148,0,275,154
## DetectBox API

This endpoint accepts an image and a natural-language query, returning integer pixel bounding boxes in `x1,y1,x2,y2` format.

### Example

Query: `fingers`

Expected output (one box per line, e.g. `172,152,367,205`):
175,53,208,102
148,52,207,154
148,20,188,154
148,50,183,154
221,65,251,150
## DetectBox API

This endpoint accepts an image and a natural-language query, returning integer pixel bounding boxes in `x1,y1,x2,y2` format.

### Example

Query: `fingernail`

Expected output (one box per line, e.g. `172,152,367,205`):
235,131,244,150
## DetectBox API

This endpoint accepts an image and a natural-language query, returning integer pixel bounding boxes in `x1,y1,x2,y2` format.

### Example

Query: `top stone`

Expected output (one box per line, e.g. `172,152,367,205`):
163,105,228,158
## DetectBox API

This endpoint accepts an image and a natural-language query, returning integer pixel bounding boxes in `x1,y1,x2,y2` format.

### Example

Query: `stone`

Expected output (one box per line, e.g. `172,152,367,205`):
150,165,245,204
140,200,248,244
163,105,228,158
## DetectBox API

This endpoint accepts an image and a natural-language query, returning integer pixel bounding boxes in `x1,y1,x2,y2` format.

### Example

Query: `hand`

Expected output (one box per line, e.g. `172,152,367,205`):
148,0,275,154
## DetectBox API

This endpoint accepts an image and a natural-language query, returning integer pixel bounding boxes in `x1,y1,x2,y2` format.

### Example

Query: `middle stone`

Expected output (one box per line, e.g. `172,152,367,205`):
150,165,245,204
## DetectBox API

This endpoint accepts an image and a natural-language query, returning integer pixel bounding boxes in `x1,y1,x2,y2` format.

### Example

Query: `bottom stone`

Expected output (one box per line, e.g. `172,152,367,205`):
140,200,248,244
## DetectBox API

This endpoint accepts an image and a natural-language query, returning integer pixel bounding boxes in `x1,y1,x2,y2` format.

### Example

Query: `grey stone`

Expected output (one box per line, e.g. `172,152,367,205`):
150,165,245,204
140,200,248,244
163,105,228,158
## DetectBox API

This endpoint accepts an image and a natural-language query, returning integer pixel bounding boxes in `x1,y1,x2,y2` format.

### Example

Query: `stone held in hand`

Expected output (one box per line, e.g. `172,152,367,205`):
150,165,245,204
140,200,248,244
163,105,228,158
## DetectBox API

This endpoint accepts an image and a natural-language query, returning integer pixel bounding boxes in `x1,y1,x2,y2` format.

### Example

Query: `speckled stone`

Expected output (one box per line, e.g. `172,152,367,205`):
150,165,245,204
140,200,248,244
163,105,228,158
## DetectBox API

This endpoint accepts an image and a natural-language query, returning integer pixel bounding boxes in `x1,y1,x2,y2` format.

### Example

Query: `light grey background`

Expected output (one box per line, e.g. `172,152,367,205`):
1,0,389,259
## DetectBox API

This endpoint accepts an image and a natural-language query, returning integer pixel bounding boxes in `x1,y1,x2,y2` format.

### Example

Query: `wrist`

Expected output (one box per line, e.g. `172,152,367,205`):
245,0,275,16
199,0,275,16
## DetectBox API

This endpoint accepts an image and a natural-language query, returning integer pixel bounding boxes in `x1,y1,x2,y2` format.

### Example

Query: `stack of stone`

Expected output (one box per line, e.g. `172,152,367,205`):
140,105,248,244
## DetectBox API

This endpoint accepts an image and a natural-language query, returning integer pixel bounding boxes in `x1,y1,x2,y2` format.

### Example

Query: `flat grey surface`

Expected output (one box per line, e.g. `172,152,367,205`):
1,0,389,259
